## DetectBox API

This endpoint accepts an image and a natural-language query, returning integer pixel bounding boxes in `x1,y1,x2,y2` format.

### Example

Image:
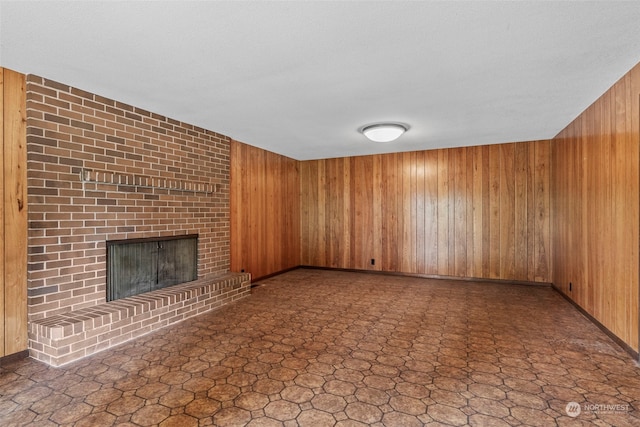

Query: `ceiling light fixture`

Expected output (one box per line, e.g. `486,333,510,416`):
360,122,409,143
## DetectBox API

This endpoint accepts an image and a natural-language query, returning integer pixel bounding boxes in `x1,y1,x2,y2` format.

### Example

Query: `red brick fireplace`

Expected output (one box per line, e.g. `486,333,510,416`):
26,75,249,366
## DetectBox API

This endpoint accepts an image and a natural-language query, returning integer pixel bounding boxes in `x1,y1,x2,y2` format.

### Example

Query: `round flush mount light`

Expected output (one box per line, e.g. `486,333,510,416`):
359,122,409,143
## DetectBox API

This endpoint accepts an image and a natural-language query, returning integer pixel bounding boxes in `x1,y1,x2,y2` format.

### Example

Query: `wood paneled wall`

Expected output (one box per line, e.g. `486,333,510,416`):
1,68,28,357
230,140,300,280
551,63,640,353
300,141,551,283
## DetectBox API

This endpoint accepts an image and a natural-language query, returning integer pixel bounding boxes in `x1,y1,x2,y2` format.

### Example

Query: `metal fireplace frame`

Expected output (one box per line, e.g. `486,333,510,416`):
106,234,198,302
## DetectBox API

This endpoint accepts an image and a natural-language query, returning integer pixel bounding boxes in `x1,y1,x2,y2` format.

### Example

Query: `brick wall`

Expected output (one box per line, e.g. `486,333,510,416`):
26,75,231,322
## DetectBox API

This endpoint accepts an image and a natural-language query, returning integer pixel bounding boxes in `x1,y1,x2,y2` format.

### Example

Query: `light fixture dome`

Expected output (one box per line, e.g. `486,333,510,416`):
360,122,408,143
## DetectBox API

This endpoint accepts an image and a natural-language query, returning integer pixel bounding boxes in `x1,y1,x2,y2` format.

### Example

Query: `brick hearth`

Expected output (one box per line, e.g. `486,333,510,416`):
26,75,241,365
29,272,250,366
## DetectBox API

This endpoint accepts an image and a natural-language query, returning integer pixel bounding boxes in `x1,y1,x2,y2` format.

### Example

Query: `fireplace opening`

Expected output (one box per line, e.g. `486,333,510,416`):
107,235,198,302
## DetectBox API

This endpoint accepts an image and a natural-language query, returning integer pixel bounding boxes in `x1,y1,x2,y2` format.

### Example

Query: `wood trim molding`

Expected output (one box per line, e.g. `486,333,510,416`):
552,284,639,362
0,350,29,367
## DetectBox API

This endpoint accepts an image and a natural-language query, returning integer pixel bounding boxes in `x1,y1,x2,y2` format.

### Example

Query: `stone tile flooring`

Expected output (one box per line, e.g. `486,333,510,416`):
1,269,639,426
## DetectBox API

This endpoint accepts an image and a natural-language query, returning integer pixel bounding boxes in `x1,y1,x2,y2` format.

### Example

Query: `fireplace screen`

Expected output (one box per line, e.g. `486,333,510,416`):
107,234,198,301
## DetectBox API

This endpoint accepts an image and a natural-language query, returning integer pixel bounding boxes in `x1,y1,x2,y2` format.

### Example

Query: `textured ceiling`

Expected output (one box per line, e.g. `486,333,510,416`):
2,1,640,160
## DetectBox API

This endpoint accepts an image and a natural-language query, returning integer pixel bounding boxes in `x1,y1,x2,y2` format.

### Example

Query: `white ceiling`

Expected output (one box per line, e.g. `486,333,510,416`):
2,1,640,161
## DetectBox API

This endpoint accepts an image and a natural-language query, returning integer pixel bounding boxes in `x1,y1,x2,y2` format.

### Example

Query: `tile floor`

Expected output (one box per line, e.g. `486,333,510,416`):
1,269,639,426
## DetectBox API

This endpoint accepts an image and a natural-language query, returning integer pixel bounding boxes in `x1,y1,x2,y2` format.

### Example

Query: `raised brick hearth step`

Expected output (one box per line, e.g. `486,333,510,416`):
29,272,251,367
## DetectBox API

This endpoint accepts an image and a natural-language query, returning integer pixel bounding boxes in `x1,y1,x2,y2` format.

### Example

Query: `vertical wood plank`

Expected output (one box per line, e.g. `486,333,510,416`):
269,152,279,273
579,115,589,312
288,156,302,269
317,159,327,267
470,146,483,278
337,157,347,268
263,150,273,273
342,157,352,268
383,153,399,272
587,100,601,315
629,70,640,353
292,159,301,263
514,142,528,280
447,151,456,275
269,154,276,273
453,148,467,277
573,119,586,307
402,152,413,272
312,159,322,267
3,68,27,355
0,68,5,356
602,93,614,323
610,78,628,333
481,145,491,278
499,144,515,279
397,153,408,272
301,160,317,265
437,149,450,275
380,154,390,271
424,150,438,274
624,75,637,349
466,147,477,277
409,152,418,272
229,140,241,272
395,153,402,273
250,146,262,275
372,155,383,271
534,140,550,282
349,157,359,268
526,142,536,281
241,143,251,272
488,145,501,278
364,155,374,270
327,158,339,267
299,161,308,264
330,158,340,268
415,150,426,273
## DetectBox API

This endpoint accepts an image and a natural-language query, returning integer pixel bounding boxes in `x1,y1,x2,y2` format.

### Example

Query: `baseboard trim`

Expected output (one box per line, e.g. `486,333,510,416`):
551,284,639,362
0,350,29,367
296,265,552,287
250,266,301,285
